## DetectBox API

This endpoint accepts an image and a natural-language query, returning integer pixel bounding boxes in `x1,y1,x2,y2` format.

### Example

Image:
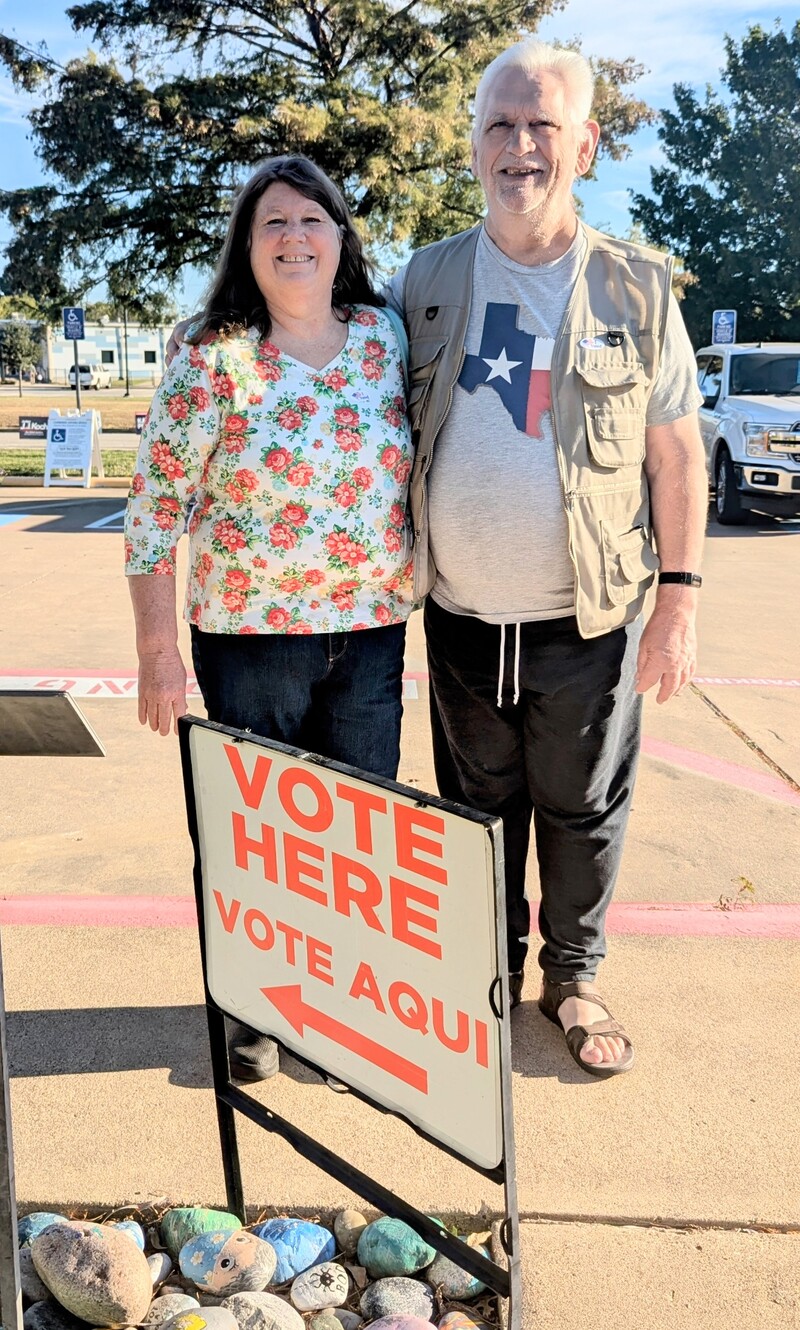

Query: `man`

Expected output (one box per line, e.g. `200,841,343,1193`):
167,38,707,1079
384,38,706,1077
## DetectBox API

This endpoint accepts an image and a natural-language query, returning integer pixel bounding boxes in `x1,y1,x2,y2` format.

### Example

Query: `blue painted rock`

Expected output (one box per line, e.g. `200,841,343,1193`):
365,1319,436,1330
251,1220,335,1285
18,1214,69,1247
427,1240,488,1299
179,1231,277,1295
162,1210,242,1260
359,1277,434,1322
107,1220,146,1251
144,1295,202,1325
18,1247,51,1302
332,1210,367,1258
159,1310,238,1330
438,1314,494,1329
289,1260,348,1311
148,1252,174,1287
220,1292,303,1330
31,1220,152,1326
356,1220,435,1278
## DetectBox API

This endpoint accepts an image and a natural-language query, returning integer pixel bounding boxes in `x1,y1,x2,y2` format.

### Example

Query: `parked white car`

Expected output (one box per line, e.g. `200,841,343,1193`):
68,362,113,389
695,343,800,523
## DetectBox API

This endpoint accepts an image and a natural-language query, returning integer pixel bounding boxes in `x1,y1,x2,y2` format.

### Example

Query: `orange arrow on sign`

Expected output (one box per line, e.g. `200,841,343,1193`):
261,984,429,1094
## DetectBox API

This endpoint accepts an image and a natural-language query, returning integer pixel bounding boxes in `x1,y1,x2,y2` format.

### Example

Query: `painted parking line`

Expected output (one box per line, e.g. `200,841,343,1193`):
0,513,33,528
0,672,419,701
1,894,798,939
83,508,126,530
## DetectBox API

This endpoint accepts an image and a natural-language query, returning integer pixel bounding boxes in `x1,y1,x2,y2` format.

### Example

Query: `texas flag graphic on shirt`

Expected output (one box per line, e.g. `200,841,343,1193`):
458,302,554,438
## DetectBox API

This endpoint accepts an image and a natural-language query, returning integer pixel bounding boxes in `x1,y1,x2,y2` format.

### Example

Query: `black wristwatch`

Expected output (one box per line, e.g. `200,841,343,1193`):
658,571,703,587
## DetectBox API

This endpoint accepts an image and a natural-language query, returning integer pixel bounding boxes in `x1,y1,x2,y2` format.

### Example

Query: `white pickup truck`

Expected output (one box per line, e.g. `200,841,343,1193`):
695,343,800,523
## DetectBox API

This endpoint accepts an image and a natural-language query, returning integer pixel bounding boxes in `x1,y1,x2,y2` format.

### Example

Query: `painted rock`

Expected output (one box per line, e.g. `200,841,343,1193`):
289,1260,348,1311
22,1303,86,1330
161,1210,242,1260
438,1314,494,1329
251,1220,335,1285
220,1292,304,1330
308,1314,340,1330
107,1220,146,1251
144,1295,202,1325
427,1241,488,1300
148,1252,174,1287
328,1313,362,1330
359,1277,434,1322
19,1247,51,1303
332,1210,367,1258
31,1221,152,1327
18,1214,69,1247
159,1310,239,1330
356,1219,435,1278
179,1230,276,1295
365,1319,436,1330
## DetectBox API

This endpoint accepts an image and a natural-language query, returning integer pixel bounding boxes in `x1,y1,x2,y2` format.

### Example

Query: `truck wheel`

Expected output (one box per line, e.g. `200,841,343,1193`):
714,447,746,525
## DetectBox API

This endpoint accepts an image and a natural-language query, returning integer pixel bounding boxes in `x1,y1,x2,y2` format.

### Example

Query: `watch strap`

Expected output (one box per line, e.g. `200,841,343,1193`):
658,571,703,587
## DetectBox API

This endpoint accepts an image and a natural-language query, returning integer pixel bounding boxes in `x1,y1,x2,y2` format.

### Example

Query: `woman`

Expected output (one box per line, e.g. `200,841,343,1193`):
124,155,414,1080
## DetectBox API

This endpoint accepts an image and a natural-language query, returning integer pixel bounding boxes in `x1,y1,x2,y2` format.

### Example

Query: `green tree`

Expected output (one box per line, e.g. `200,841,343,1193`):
631,21,800,346
1,3,653,312
0,320,42,393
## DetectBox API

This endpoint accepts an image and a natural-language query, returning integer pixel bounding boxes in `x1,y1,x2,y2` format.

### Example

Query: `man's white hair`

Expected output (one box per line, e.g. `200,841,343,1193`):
473,39,595,138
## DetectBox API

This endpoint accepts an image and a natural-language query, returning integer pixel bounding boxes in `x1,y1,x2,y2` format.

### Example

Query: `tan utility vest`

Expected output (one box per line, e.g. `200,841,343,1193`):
403,222,673,638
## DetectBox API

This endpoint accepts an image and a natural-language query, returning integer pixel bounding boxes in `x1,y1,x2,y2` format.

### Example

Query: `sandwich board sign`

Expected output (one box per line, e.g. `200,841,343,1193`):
180,716,521,1323
44,410,104,488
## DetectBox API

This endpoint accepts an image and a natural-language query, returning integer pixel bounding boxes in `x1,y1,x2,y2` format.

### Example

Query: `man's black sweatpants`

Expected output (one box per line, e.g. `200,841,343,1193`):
424,597,643,981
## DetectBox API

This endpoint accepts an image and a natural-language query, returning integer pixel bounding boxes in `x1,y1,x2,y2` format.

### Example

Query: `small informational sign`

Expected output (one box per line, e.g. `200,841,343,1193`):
62,307,85,341
44,411,104,488
18,416,48,440
187,722,507,1172
135,412,148,433
712,309,737,345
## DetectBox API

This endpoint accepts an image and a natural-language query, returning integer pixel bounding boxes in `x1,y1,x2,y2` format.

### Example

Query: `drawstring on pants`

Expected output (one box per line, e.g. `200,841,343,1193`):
496,622,522,708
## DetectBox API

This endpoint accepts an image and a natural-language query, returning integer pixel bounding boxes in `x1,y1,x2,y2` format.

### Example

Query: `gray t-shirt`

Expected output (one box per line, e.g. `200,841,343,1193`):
389,224,702,624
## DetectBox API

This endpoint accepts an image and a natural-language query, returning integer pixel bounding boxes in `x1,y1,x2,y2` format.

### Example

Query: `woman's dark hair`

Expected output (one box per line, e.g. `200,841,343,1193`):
191,155,384,341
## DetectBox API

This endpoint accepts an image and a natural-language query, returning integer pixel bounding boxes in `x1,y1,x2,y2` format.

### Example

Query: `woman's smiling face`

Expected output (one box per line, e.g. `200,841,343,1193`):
249,181,343,309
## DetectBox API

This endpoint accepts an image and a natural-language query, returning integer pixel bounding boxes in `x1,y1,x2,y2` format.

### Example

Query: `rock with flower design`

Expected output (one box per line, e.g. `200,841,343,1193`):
107,1220,146,1251
359,1277,434,1322
437,1314,494,1329
289,1260,348,1312
251,1219,335,1285
159,1308,239,1330
179,1230,276,1295
220,1291,303,1330
162,1209,242,1260
356,1219,435,1279
30,1220,152,1326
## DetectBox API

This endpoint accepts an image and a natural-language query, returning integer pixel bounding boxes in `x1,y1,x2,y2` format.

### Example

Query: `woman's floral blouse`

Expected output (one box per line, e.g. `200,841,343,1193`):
124,308,414,634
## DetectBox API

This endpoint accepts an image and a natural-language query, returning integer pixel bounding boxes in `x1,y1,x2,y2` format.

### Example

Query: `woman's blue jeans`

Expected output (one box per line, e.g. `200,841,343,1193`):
190,623,406,780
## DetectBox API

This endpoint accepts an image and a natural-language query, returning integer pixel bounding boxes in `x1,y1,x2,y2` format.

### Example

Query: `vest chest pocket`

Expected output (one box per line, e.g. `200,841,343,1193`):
600,521,659,606
576,361,647,468
407,336,447,431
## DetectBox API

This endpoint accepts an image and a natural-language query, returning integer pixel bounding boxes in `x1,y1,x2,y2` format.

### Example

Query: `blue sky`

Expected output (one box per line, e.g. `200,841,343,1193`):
1,0,798,311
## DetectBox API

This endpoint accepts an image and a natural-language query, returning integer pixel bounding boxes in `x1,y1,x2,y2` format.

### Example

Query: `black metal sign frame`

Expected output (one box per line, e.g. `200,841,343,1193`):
179,714,521,1325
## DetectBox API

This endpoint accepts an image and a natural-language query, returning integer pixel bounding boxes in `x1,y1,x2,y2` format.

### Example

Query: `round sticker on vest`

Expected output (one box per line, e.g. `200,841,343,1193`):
579,336,606,349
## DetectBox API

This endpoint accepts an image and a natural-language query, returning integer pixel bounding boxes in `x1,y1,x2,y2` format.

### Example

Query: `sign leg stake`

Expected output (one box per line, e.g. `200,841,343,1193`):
205,1005,246,1224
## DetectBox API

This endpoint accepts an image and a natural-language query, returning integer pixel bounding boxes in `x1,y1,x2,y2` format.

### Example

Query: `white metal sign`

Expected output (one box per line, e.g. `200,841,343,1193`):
189,724,504,1171
44,411,104,488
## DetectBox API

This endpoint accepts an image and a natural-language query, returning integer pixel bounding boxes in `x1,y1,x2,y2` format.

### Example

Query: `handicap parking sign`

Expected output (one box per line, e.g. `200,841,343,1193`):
712,309,737,345
51,427,67,444
62,307,85,340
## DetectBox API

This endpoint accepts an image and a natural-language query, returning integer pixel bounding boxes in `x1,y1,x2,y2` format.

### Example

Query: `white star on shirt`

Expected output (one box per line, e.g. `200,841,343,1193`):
482,347,522,383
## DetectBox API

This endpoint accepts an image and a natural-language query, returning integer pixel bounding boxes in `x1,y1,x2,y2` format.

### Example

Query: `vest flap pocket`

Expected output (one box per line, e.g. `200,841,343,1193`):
408,336,446,413
576,360,647,466
601,522,659,606
575,363,645,390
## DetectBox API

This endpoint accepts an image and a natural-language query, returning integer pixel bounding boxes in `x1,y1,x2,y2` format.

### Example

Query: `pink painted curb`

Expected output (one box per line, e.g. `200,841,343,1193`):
640,736,800,809
2,895,799,939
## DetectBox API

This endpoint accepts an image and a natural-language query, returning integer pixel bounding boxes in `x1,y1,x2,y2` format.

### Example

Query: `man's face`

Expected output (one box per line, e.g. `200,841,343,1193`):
471,67,599,228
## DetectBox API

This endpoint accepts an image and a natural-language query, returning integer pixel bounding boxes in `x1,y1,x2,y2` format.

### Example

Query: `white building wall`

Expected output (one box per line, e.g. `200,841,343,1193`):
47,322,168,383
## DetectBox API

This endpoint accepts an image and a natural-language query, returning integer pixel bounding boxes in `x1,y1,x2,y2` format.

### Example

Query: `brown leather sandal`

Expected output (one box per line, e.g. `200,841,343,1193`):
538,978,634,1078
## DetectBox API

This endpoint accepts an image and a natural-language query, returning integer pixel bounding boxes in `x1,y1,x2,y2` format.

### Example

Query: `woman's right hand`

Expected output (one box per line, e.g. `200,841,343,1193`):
165,318,195,365
137,647,188,735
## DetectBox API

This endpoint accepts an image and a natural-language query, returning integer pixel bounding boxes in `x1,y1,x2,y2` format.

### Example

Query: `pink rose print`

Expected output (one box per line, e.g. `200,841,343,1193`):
332,579,360,611
384,527,402,553
239,625,258,634
247,392,263,405
211,372,237,398
364,339,384,359
305,568,325,586
270,522,299,550
152,558,174,575
167,393,189,421
234,468,259,493
384,408,402,427
262,340,280,358
132,471,146,494
225,484,245,503
334,406,360,426
190,386,210,410
394,459,411,484
196,552,214,587
281,503,308,528
287,461,313,487
362,359,383,381
323,369,348,390
325,532,367,567
334,482,358,509
286,621,313,635
124,540,133,563
374,604,392,625
222,590,247,614
267,607,291,629
393,394,406,414
334,427,361,451
380,445,400,470
278,407,303,431
252,555,269,569
225,413,248,434
264,447,292,472
297,395,319,415
225,569,252,591
255,359,282,382
389,503,405,527
280,575,305,593
190,604,202,625
154,507,178,531
353,310,378,326
213,519,246,553
150,440,185,481
352,467,374,490
189,346,205,368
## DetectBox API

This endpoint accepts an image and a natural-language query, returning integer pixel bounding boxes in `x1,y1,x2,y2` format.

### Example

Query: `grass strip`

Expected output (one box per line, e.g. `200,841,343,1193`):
0,449,134,478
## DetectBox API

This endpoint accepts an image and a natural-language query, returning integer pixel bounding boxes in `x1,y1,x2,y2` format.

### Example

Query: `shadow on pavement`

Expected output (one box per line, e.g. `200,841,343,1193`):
704,505,800,538
509,1000,611,1087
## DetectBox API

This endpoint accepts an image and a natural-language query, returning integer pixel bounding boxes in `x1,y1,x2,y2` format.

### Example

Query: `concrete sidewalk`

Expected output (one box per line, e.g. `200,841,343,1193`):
1,487,799,1328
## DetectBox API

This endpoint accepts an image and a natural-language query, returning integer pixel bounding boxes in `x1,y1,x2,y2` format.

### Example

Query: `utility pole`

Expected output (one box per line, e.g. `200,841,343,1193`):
123,307,130,397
